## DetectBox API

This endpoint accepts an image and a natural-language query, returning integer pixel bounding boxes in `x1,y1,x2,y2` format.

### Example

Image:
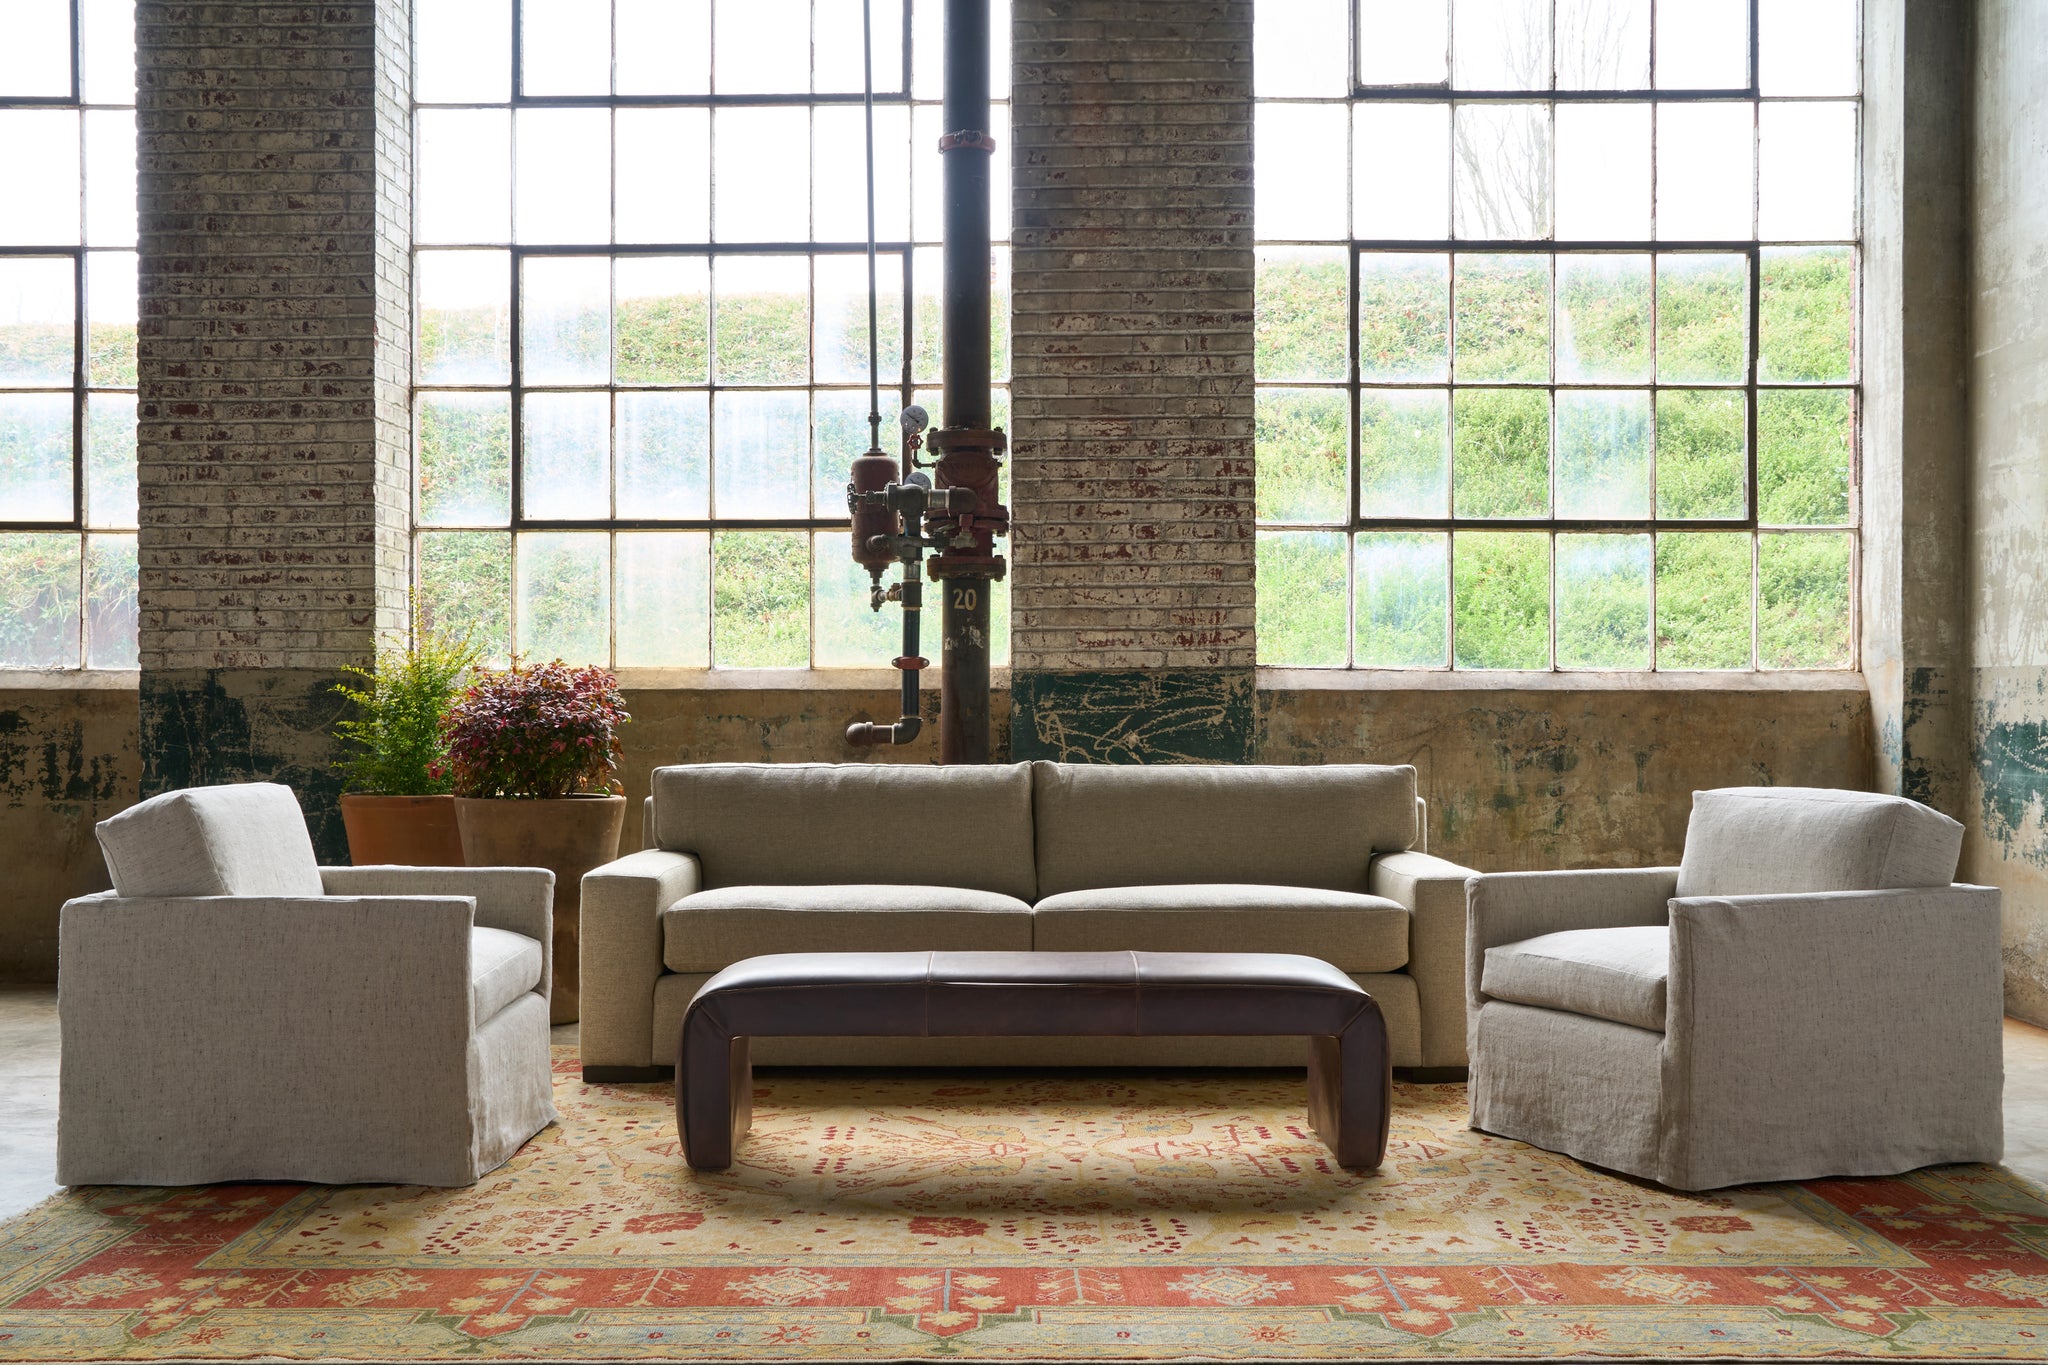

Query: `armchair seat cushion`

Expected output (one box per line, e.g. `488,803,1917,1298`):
471,927,544,1028
1033,884,1410,971
662,885,1034,973
1482,926,1669,1032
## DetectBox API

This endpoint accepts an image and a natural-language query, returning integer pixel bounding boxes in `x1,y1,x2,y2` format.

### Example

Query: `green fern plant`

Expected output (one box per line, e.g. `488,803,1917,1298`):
331,610,483,796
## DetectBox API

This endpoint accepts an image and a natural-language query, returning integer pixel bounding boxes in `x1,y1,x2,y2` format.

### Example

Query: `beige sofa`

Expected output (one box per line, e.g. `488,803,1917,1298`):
580,762,1475,1079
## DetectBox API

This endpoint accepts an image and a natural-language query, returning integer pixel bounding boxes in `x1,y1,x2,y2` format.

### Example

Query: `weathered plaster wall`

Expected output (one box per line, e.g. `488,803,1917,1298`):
1968,0,2048,1024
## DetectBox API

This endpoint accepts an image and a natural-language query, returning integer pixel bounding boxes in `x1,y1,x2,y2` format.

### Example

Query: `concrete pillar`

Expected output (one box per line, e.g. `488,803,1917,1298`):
134,1,412,856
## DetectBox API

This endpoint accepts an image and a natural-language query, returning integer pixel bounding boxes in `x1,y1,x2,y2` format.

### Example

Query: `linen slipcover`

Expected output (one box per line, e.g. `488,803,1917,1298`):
1480,926,1669,1032
94,782,323,899
1676,786,1964,897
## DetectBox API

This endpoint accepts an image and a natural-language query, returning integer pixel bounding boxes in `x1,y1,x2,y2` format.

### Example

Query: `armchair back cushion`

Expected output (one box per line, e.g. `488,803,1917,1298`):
1032,762,1418,897
95,783,323,899
1676,787,1964,898
650,763,1036,900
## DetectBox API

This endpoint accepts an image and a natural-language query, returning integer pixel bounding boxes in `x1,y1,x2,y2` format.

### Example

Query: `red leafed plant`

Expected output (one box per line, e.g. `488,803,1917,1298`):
442,659,630,799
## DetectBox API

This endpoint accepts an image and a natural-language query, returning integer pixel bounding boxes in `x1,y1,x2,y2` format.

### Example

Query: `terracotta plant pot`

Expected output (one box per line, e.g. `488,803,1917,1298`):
454,794,626,1026
339,794,466,867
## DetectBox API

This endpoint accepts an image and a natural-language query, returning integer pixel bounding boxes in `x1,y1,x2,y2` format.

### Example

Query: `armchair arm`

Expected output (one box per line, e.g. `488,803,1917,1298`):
321,866,556,1008
579,849,702,1070
1369,849,1478,1068
1663,885,2004,1188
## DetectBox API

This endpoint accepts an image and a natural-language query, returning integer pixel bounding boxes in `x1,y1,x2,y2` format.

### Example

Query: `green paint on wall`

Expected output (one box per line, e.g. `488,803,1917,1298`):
1976,713,2048,868
1011,670,1256,764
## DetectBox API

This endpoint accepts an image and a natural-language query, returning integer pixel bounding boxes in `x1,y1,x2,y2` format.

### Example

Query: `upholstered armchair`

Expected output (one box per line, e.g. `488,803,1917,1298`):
1465,787,2004,1190
58,783,558,1187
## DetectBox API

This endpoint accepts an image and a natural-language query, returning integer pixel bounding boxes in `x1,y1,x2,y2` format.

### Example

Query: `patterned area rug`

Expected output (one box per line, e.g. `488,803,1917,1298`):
3,1049,2047,1361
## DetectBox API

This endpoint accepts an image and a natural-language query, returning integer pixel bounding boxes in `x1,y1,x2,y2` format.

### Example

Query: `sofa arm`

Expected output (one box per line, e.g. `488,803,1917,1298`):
321,865,556,1006
1664,885,2004,1187
579,849,702,1072
1369,849,1477,1069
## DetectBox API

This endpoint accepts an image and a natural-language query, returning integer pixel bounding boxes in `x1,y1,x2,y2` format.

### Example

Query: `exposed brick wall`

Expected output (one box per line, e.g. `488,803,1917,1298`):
135,0,411,673
1009,0,1256,673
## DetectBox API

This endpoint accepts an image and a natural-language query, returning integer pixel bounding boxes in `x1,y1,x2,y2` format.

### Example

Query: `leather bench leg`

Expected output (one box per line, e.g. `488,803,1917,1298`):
679,1012,750,1171
1308,1004,1392,1172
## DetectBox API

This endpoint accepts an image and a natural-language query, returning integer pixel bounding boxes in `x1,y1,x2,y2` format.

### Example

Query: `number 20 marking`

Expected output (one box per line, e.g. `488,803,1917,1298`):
951,587,978,611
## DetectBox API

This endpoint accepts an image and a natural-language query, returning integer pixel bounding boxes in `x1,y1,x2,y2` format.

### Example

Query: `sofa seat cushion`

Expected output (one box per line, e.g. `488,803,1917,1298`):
662,885,1034,973
1482,926,1670,1032
1032,884,1410,972
471,926,543,1028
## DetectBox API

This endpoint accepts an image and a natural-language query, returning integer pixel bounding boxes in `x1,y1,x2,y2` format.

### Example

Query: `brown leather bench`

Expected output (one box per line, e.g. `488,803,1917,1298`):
677,950,1391,1173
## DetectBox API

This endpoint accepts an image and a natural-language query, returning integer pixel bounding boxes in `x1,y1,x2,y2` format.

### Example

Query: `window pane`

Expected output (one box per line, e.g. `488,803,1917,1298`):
84,532,137,669
815,0,906,94
1656,103,1752,240
417,250,510,385
616,531,710,667
1760,0,1858,96
1759,103,1857,241
0,0,70,97
1758,389,1853,525
911,245,943,383
615,256,710,385
1556,254,1650,382
1453,388,1550,517
419,531,511,663
713,255,808,384
1256,388,1348,524
85,394,138,528
0,533,80,667
1454,253,1548,382
416,0,511,103
1557,0,1650,89
1656,531,1751,668
715,108,810,242
522,392,609,520
84,110,137,248
815,252,906,386
522,256,610,386
813,531,901,667
1759,246,1854,382
1256,104,1348,240
1654,389,1745,519
1758,531,1852,668
1358,253,1448,381
813,389,872,518
1353,104,1451,239
617,391,710,519
1355,531,1447,666
0,111,81,246
715,0,807,94
1655,0,1748,89
1555,390,1651,518
1256,0,1349,98
1454,0,1550,90
1359,389,1450,517
617,109,711,245
0,394,73,521
1454,104,1549,239
521,0,609,96
1256,531,1347,666
712,530,809,667
616,0,711,96
516,109,610,245
814,105,911,244
417,110,510,245
1453,531,1548,668
1358,0,1448,86
80,0,137,103
87,250,137,387
1554,104,1651,240
1556,533,1650,667
1656,253,1747,383
517,532,610,665
0,257,75,388
418,392,511,526
713,391,808,518
1258,247,1349,382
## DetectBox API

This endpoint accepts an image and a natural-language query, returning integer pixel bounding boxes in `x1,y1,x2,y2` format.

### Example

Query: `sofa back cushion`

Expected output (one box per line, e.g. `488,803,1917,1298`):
96,783,324,899
1031,762,1418,897
1676,786,1964,897
651,762,1037,899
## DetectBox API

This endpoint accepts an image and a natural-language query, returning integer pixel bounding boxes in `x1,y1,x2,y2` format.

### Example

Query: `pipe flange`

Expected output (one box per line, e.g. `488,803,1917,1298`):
938,129,997,154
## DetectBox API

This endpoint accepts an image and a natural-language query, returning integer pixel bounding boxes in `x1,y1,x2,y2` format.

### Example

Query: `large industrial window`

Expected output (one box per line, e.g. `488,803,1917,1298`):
1253,0,1859,670
411,0,1011,669
0,0,138,670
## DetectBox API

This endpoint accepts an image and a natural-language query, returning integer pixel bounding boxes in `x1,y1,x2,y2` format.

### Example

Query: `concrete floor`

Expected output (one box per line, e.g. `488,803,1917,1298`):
3,986,2045,1223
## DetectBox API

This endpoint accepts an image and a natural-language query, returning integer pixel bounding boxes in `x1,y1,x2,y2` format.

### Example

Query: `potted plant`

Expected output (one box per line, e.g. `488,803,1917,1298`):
331,613,481,866
444,659,631,1024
